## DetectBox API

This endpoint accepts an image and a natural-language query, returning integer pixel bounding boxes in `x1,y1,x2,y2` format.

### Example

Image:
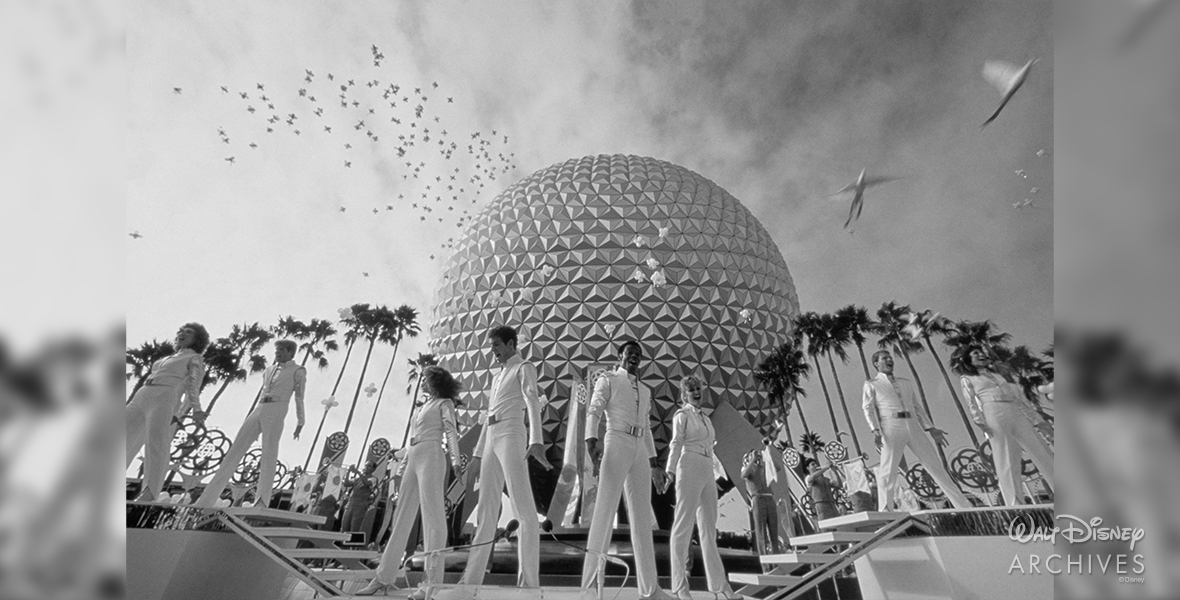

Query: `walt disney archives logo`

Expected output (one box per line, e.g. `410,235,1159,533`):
1006,514,1146,582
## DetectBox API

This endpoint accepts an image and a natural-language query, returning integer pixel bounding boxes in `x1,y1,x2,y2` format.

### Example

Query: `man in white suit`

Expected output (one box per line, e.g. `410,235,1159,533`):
194,339,305,508
863,350,970,511
581,341,671,600
461,325,552,588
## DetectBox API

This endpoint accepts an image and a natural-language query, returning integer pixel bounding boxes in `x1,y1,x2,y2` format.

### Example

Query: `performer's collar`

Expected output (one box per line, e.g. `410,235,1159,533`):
502,354,523,368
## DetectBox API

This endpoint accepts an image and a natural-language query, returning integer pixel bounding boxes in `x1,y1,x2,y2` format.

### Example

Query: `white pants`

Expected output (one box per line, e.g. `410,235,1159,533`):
126,383,181,499
581,431,659,597
983,401,1054,506
374,442,447,585
670,452,732,598
194,401,288,508
877,417,970,510
460,421,540,587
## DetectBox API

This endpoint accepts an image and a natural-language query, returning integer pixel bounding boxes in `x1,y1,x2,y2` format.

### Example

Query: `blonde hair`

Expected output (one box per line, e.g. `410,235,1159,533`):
678,374,703,405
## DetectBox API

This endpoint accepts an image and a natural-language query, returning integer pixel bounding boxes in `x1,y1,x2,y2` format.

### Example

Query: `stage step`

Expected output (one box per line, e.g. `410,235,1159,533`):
316,568,377,581
729,573,802,587
817,511,908,531
790,531,873,548
758,552,839,565
286,548,381,560
223,506,327,527
256,526,351,542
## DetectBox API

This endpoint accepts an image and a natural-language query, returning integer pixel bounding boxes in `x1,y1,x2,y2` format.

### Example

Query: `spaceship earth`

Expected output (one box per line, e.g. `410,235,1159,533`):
427,154,800,460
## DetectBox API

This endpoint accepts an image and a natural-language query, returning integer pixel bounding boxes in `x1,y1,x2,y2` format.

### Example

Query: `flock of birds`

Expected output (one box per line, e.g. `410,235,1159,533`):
829,57,1049,231
156,44,519,266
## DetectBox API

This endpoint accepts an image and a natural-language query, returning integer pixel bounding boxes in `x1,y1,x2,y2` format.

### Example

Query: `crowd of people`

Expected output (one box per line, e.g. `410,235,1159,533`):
126,322,1054,599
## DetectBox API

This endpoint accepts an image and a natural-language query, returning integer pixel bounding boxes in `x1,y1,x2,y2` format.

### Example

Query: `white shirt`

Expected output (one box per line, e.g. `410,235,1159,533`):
960,372,1024,426
473,353,545,458
412,396,462,467
586,367,657,459
260,360,307,426
862,372,931,432
664,404,714,474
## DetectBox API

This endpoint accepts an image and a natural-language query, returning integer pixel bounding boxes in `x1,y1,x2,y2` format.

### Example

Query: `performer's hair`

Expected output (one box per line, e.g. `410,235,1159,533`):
801,457,820,471
275,339,298,353
181,322,211,353
616,340,642,356
871,349,892,368
678,375,702,404
950,344,985,376
487,325,517,347
422,365,463,405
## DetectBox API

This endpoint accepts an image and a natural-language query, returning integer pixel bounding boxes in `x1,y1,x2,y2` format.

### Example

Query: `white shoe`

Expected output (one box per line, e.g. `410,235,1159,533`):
640,590,675,600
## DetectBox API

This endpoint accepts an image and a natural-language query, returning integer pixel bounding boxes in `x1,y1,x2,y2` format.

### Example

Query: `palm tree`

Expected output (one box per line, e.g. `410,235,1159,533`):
303,304,367,470
400,352,439,447
799,432,825,460
995,345,1052,410
125,339,175,401
357,305,421,467
820,312,862,457
342,305,396,434
754,340,813,438
298,318,339,369
871,302,947,467
943,320,1013,367
793,312,842,442
203,323,273,415
835,305,875,380
904,310,981,449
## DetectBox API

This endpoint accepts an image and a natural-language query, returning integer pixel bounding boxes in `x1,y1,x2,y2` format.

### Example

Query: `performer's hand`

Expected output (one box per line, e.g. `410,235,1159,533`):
293,424,303,440
452,460,463,473
587,438,602,470
661,471,675,494
872,430,883,451
976,421,991,436
927,428,949,447
191,409,207,423
527,443,553,470
651,468,667,493
1034,420,1053,438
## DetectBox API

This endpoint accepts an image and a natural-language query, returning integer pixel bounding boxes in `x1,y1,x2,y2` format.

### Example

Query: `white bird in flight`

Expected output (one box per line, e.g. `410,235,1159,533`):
830,168,901,230
981,58,1038,128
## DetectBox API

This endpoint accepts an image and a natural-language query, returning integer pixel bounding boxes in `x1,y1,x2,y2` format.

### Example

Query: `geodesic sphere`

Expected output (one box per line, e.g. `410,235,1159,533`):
428,154,799,451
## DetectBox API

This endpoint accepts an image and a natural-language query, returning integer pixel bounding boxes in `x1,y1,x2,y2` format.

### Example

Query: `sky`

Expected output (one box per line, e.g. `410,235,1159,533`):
128,1,1052,530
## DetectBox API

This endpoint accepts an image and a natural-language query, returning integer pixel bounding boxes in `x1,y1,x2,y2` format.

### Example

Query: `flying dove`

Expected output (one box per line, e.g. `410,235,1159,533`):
338,307,353,320
650,269,668,288
830,168,901,229
539,264,555,278
631,268,647,283
657,224,670,240
739,308,752,324
645,257,660,270
981,59,1038,128
364,383,378,398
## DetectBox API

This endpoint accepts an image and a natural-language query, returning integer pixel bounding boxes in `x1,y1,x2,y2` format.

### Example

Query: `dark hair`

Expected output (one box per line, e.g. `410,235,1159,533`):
487,325,517,348
950,344,984,376
183,322,211,354
616,340,642,356
871,350,891,368
422,366,463,406
275,339,298,353
802,457,820,471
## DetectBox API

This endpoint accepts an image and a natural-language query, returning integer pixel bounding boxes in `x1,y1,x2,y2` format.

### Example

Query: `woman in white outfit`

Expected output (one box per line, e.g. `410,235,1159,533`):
664,376,740,600
957,346,1054,506
126,323,209,501
357,366,463,597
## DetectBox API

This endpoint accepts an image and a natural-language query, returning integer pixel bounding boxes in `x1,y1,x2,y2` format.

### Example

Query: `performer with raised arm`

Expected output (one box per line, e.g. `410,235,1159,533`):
581,340,672,600
459,325,552,588
665,375,740,600
356,366,463,597
863,350,971,511
741,449,781,555
193,339,305,509
126,322,209,501
957,345,1054,506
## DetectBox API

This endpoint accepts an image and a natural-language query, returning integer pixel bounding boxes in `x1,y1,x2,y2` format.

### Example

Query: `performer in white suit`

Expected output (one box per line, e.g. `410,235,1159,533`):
863,350,970,511
957,345,1054,506
357,366,463,597
460,325,552,588
581,341,671,600
665,375,739,600
126,322,209,501
194,339,305,508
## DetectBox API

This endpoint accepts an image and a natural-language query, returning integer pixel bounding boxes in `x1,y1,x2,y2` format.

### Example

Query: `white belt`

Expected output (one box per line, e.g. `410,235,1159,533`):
683,446,713,458
608,424,644,437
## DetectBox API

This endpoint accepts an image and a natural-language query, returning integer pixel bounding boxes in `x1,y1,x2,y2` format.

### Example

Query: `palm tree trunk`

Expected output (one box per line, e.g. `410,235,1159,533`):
855,341,872,380
924,337,981,449
303,338,356,470
343,337,378,433
779,400,794,448
812,356,842,440
794,392,813,438
898,347,949,468
826,350,862,457
204,369,237,415
358,341,401,469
